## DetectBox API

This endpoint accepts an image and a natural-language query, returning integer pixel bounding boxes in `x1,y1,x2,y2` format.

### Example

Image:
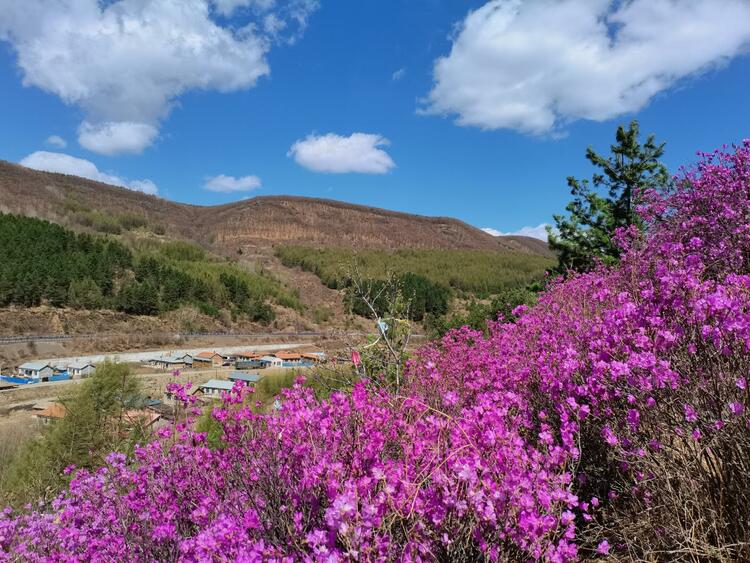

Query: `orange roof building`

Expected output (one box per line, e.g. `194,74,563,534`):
193,351,224,366
274,351,302,361
35,403,67,424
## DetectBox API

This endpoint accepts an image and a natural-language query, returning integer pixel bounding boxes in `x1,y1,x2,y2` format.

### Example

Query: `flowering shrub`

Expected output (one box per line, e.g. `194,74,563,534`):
2,142,750,561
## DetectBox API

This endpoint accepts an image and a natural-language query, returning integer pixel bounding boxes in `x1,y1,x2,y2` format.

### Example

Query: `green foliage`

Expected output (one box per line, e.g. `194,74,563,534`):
67,277,103,309
64,193,165,235
549,120,670,273
74,209,123,234
158,240,207,262
428,286,539,337
117,280,160,315
0,213,131,308
0,362,146,506
276,246,552,297
0,213,300,321
345,272,449,322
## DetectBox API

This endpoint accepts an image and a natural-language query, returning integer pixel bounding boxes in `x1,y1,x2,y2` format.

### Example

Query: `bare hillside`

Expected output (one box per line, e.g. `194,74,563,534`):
0,160,553,257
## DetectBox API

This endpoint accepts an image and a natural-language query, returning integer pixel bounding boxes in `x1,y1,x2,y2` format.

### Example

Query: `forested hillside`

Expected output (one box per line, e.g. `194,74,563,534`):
276,246,552,296
0,214,299,322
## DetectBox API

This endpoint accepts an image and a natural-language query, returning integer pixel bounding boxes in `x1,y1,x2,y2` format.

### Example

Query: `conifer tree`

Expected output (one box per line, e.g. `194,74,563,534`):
548,120,670,273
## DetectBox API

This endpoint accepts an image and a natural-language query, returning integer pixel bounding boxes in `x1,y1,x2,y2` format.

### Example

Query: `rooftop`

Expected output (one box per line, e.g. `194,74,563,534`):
229,372,263,383
199,379,235,391
19,361,51,371
195,351,219,359
274,352,302,360
37,403,67,419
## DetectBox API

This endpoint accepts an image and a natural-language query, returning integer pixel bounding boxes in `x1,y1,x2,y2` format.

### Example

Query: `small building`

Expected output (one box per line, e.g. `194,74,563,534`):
17,362,54,381
67,361,96,379
193,351,225,367
228,371,264,385
259,355,283,368
301,352,326,363
235,358,264,370
195,379,235,397
34,403,67,424
235,351,261,360
149,354,193,370
275,351,302,363
221,352,238,363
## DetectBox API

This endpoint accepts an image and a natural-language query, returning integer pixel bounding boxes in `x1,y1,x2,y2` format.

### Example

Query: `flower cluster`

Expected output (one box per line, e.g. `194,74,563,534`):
2,141,750,561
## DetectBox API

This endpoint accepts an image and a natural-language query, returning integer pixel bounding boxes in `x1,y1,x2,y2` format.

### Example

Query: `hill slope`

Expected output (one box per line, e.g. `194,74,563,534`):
0,160,552,257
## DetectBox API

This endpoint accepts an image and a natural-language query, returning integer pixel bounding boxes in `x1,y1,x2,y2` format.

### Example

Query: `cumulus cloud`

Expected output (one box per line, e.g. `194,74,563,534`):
425,0,750,135
19,151,158,195
204,174,262,192
288,133,396,174
482,224,552,241
45,135,67,149
0,0,319,155
392,68,406,81
78,122,159,156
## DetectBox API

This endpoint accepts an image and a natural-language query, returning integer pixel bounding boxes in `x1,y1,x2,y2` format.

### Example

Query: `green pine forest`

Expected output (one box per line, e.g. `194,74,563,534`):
275,245,552,330
0,213,300,322
276,246,552,296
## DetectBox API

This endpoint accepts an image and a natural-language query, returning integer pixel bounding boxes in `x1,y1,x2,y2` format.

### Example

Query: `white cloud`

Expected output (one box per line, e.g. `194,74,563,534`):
78,122,159,156
45,135,67,149
288,133,396,174
482,223,552,241
213,0,275,15
19,151,158,195
212,0,318,44
392,68,406,81
425,0,750,135
0,0,319,155
204,174,262,192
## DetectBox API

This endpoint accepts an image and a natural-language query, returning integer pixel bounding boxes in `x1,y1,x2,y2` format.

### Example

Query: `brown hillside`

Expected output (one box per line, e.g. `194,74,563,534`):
0,160,553,257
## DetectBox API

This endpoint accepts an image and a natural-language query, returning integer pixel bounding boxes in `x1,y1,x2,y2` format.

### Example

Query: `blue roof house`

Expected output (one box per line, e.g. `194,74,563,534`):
228,372,264,384
17,362,54,381
196,379,235,398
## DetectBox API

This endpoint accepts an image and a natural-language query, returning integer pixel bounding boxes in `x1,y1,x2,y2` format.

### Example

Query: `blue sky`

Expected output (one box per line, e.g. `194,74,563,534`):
1,0,749,240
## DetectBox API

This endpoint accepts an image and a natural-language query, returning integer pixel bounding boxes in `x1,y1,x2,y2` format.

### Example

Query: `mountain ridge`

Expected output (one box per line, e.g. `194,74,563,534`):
0,160,552,257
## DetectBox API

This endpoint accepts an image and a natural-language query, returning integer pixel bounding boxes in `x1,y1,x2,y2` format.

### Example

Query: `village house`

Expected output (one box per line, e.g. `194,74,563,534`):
17,361,54,381
228,371,264,385
259,355,283,368
274,351,304,366
235,351,260,360
194,379,235,397
193,351,225,367
67,361,96,379
301,352,326,363
34,403,67,425
149,353,193,370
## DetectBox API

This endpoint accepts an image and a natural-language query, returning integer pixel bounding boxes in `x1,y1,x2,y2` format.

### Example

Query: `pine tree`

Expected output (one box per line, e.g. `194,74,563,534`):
548,120,670,273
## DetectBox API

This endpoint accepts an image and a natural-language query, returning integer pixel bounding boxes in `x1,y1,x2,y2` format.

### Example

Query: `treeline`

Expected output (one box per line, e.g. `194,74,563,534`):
347,272,450,322
277,245,549,327
0,213,299,322
276,246,552,296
